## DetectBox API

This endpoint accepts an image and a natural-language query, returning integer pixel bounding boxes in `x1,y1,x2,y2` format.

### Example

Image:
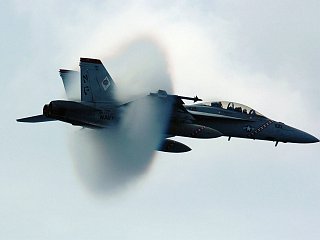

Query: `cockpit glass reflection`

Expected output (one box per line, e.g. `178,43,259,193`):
198,101,265,117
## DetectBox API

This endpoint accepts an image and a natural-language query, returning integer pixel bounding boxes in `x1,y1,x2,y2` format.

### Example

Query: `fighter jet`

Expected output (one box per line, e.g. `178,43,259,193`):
17,58,319,152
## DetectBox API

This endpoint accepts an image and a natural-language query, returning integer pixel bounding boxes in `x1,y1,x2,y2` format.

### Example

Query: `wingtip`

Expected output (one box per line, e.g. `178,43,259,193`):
59,69,78,73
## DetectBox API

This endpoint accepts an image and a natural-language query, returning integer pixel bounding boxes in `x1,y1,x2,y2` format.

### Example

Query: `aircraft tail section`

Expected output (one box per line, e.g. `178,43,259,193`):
59,69,80,100
17,115,56,123
79,58,116,103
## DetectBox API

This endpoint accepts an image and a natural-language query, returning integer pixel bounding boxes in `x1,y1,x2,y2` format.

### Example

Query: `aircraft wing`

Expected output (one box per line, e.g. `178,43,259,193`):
170,95,197,124
17,115,56,123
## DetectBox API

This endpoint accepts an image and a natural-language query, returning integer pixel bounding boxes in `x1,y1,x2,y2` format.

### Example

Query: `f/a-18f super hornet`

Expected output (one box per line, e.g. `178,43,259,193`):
17,58,319,152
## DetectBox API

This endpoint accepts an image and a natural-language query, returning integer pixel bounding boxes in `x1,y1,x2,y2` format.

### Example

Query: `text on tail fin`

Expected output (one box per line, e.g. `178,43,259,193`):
79,58,116,103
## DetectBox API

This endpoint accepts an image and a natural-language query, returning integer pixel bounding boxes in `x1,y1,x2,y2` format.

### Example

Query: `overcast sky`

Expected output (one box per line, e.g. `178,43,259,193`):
1,1,320,239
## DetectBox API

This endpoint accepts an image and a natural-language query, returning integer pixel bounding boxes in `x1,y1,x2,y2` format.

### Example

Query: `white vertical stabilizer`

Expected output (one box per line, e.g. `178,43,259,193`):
59,69,80,100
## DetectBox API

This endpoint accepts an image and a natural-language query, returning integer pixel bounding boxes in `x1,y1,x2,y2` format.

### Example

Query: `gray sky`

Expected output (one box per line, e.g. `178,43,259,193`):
1,0,320,239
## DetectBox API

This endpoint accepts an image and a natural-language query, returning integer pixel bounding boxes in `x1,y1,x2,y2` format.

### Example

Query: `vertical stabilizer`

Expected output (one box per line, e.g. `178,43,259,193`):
79,58,116,102
59,69,80,100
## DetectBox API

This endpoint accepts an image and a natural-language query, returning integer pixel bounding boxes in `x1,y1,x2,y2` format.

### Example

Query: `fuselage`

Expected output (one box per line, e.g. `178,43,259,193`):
42,99,318,145
43,99,223,139
185,101,319,144
43,100,119,128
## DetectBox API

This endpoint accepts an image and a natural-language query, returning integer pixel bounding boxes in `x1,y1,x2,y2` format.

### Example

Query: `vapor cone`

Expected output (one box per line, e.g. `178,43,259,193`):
70,38,173,194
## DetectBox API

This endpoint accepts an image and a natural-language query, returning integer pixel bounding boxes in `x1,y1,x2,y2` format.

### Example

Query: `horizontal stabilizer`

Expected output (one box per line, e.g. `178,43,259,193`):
16,115,56,123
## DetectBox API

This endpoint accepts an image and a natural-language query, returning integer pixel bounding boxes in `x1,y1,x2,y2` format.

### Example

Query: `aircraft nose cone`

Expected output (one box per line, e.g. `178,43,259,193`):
309,135,319,143
302,133,319,143
292,129,319,143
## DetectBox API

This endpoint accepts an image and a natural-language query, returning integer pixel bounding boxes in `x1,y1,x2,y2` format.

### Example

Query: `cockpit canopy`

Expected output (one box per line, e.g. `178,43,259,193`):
199,101,265,117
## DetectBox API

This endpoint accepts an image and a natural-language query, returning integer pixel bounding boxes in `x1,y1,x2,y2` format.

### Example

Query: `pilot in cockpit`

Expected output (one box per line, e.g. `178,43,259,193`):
249,109,256,115
235,107,242,112
211,102,222,108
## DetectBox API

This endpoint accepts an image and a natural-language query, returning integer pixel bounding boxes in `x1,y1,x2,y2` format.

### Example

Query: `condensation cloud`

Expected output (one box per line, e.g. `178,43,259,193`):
70,38,173,195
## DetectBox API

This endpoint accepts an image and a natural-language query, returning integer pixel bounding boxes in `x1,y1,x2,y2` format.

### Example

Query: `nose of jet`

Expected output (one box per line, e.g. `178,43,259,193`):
299,132,319,143
288,127,319,143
